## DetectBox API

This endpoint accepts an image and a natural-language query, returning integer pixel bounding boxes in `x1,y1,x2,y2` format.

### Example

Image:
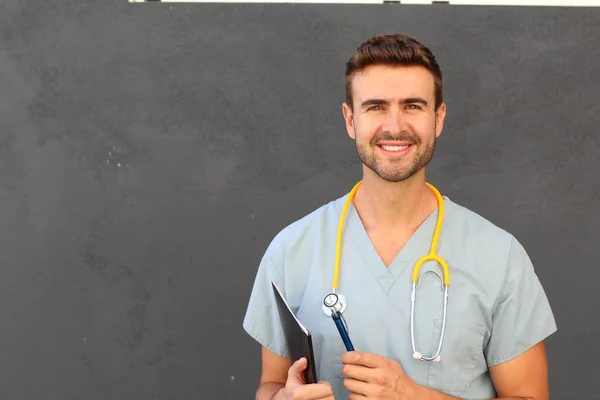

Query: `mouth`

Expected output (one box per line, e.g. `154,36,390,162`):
376,142,414,157
378,144,411,152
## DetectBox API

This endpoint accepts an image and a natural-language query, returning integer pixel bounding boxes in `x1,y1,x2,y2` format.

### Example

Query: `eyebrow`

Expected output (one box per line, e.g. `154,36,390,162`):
361,97,429,108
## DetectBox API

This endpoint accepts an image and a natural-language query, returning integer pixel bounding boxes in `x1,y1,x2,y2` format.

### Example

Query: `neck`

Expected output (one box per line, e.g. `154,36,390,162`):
352,170,438,232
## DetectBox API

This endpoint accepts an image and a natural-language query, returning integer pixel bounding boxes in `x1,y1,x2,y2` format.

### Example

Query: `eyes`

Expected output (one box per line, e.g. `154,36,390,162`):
366,104,423,112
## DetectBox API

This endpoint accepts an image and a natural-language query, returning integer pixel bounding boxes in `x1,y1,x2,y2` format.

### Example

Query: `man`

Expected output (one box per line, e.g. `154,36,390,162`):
242,33,556,400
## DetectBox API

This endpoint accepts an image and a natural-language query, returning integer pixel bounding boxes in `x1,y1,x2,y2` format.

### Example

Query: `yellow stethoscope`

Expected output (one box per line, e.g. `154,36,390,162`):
321,180,450,362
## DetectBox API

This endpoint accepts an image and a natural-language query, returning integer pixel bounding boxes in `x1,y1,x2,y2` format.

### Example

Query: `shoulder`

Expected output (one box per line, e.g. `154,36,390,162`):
446,198,513,238
443,198,540,313
262,193,347,263
445,198,526,263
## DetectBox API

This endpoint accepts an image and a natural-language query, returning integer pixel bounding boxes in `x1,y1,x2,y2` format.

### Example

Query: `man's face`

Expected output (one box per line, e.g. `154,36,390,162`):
342,65,446,183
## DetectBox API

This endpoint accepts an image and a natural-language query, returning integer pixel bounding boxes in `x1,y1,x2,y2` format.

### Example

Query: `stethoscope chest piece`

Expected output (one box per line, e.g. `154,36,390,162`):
322,292,347,317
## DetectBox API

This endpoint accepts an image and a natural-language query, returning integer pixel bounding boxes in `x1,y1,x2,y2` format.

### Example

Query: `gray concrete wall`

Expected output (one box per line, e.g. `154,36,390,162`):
0,1,597,398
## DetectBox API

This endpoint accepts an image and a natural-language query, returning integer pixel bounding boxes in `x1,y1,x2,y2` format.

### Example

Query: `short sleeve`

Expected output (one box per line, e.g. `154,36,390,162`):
485,237,557,366
242,252,289,358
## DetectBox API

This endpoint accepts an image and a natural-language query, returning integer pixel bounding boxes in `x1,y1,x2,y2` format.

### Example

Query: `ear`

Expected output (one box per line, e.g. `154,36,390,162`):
342,102,356,139
434,102,447,139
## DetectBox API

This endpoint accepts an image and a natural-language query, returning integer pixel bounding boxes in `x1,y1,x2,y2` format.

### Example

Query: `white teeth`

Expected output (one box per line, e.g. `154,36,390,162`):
381,144,409,151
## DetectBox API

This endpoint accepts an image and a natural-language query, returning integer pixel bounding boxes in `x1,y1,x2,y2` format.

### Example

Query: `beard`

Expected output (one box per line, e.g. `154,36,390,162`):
354,130,436,183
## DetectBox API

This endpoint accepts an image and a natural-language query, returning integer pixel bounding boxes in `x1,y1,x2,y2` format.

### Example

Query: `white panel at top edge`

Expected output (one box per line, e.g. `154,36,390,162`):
450,0,600,5
139,0,600,5
147,0,385,3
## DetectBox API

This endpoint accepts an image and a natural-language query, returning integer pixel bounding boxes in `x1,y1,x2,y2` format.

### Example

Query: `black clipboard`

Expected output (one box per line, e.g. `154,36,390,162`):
271,281,318,384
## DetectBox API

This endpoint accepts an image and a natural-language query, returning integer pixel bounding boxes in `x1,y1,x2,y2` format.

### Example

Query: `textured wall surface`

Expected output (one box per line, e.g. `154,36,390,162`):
0,1,598,398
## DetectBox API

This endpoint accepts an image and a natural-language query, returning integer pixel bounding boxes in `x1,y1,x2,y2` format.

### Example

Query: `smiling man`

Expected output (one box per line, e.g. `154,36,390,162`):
243,34,557,400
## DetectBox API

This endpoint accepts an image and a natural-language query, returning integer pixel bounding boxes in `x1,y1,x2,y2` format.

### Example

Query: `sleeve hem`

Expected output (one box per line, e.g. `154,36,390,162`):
243,319,289,359
486,324,557,367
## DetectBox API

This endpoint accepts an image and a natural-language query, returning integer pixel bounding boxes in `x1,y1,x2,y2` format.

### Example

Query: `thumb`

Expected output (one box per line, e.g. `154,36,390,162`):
288,357,307,380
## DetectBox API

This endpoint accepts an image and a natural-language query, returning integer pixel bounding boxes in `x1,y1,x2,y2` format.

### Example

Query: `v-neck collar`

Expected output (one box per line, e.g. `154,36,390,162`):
338,194,454,294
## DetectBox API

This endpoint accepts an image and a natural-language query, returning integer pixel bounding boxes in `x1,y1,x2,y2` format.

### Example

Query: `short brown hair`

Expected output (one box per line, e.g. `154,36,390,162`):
345,33,443,110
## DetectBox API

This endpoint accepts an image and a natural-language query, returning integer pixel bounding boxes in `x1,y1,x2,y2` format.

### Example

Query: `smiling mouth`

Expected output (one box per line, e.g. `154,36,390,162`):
378,144,412,151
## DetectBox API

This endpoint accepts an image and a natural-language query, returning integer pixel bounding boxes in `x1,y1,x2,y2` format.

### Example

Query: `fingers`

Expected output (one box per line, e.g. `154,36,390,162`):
287,380,333,399
306,380,333,398
309,381,334,399
286,359,335,399
341,351,384,368
313,381,335,399
348,393,367,400
343,377,371,397
342,363,379,383
312,395,335,400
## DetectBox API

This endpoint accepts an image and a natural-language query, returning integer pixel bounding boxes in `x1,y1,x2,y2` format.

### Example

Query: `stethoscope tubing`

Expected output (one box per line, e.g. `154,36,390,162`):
325,180,450,362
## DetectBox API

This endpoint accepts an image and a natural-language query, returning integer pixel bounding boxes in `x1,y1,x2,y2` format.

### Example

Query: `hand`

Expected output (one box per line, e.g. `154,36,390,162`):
341,351,420,399
282,357,335,400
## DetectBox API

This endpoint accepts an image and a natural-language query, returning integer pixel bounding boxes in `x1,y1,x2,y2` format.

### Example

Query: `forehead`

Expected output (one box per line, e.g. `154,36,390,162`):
349,65,436,102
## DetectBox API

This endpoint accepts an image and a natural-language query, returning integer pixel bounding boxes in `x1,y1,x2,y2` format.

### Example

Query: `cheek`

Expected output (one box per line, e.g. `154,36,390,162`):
353,119,378,140
415,119,438,137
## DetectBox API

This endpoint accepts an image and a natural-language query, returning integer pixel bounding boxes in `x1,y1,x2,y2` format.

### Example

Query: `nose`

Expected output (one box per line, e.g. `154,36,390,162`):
381,107,408,134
